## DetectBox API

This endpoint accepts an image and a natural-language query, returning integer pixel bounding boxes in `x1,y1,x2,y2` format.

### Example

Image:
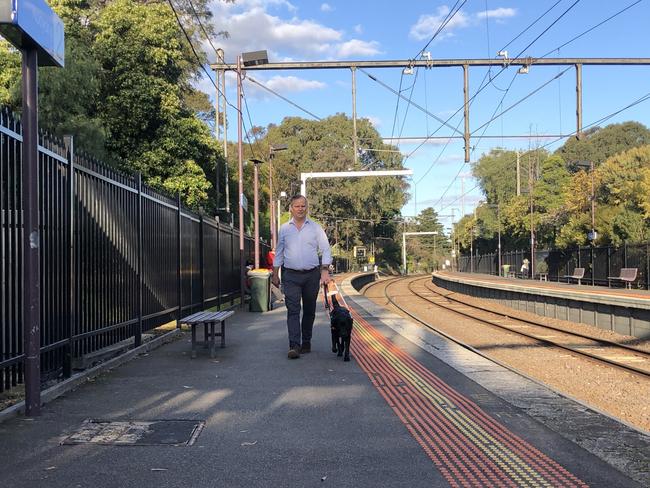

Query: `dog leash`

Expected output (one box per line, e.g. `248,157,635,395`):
323,283,331,311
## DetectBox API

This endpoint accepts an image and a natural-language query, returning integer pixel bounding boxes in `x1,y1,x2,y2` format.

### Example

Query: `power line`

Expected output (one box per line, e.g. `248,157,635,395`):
166,0,239,114
539,0,644,59
245,76,322,121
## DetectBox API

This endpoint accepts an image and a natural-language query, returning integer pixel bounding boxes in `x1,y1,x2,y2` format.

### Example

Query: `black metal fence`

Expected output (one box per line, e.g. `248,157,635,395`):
1,108,265,395
459,243,650,289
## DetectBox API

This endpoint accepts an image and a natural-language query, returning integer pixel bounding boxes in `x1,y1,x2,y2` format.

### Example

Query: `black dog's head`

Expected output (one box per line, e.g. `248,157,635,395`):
330,294,353,337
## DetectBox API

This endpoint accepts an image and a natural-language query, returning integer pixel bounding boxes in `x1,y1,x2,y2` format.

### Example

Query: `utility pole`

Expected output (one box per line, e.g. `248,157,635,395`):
237,55,245,306
351,66,358,166
516,150,521,196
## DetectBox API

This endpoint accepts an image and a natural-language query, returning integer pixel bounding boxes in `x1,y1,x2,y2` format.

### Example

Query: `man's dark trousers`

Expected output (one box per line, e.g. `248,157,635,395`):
282,268,320,348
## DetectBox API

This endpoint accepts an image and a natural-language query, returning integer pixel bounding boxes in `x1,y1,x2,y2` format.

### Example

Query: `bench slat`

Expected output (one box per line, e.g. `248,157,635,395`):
181,310,234,324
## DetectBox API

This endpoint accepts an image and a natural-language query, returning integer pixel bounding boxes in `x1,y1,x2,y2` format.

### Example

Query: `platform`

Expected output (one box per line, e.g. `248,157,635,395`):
0,275,647,487
434,271,650,339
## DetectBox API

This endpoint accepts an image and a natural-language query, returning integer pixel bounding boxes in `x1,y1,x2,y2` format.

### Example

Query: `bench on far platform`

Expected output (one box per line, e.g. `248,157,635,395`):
607,268,638,289
181,310,235,358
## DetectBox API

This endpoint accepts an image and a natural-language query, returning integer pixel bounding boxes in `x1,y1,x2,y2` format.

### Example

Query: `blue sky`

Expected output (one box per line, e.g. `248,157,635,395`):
200,0,650,230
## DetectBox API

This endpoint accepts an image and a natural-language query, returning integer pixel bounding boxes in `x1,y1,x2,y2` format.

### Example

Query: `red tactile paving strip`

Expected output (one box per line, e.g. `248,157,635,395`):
345,301,589,488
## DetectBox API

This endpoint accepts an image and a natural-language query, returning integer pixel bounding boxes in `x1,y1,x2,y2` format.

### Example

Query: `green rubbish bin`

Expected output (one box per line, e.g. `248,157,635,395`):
248,269,272,312
502,264,510,277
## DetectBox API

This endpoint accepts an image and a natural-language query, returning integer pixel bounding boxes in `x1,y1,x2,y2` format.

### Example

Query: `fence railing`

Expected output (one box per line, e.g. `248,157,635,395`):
1,108,266,395
458,243,650,289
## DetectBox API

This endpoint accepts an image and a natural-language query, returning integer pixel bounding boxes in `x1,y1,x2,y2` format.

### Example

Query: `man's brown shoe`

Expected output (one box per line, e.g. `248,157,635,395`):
287,347,300,359
300,342,311,353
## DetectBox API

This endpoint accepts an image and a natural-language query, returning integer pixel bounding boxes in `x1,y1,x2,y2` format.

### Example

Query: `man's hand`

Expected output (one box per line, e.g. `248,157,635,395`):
320,269,331,285
272,273,280,287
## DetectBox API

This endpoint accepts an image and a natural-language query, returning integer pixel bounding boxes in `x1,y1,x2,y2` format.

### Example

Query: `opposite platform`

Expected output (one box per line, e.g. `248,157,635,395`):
434,271,650,339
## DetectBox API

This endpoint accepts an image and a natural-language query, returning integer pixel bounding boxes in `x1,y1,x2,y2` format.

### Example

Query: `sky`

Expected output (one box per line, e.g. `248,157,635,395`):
198,0,650,231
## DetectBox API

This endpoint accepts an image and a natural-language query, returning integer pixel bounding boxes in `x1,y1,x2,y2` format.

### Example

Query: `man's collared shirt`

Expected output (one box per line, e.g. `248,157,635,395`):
275,217,331,270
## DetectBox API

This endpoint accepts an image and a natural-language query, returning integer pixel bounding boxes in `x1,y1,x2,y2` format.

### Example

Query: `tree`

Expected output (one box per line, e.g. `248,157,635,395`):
556,122,650,167
93,0,220,206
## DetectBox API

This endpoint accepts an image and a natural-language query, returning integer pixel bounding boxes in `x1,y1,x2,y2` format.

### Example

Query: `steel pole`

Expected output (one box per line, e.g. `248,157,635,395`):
351,67,358,166
402,233,406,275
269,158,275,248
497,204,502,276
253,162,260,268
237,56,245,305
22,48,41,416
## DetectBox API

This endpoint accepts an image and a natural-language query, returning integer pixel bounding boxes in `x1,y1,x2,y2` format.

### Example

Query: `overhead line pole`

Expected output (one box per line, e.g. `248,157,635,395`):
351,67,358,166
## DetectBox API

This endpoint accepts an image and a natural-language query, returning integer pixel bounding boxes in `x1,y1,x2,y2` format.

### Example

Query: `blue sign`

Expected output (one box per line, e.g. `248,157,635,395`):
0,0,64,67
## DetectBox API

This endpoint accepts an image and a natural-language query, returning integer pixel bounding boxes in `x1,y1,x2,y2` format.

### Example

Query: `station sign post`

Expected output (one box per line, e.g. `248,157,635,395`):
1,0,64,416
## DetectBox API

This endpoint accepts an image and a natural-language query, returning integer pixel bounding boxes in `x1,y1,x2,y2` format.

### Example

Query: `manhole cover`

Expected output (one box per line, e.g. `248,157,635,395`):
61,419,205,446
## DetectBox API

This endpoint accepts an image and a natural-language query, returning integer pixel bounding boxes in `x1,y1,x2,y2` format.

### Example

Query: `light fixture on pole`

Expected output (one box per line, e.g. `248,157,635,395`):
277,191,287,245
268,143,288,248
576,160,596,284
250,158,265,269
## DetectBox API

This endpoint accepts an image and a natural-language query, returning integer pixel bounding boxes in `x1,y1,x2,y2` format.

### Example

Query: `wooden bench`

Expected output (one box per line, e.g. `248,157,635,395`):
564,267,585,285
608,268,637,289
181,310,234,358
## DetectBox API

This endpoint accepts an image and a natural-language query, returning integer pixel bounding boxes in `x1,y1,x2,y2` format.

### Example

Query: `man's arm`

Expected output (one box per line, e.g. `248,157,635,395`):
317,225,332,284
272,225,285,287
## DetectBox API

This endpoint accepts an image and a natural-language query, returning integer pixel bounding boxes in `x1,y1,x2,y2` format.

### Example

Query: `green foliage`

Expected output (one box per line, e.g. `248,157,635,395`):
556,122,650,167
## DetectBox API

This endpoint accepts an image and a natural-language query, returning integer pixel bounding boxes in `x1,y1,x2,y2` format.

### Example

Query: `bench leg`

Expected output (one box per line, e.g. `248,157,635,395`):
191,324,197,359
220,321,226,348
209,322,216,358
204,324,209,348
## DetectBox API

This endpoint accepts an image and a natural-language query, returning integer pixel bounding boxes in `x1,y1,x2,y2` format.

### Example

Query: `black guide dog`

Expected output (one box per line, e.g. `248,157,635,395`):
325,287,353,361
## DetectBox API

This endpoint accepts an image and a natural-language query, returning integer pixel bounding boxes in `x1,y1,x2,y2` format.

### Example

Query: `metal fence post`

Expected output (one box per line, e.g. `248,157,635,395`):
624,241,628,267
135,173,142,347
216,216,222,310
646,243,649,290
64,135,74,378
230,222,235,306
199,215,205,310
177,193,182,327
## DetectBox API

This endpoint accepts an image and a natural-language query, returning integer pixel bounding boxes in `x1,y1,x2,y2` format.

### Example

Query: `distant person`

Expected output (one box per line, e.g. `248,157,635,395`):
265,247,275,270
272,195,331,359
520,258,530,278
373,264,379,279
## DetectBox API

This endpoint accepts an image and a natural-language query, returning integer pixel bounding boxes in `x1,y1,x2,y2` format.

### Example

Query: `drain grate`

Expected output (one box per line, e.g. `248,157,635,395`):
61,419,205,446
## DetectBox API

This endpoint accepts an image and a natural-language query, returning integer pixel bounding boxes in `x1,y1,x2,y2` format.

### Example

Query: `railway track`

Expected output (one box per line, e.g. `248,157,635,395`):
373,275,650,379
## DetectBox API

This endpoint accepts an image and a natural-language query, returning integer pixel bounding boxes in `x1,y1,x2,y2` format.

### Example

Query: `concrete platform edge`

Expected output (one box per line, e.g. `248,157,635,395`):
0,329,182,424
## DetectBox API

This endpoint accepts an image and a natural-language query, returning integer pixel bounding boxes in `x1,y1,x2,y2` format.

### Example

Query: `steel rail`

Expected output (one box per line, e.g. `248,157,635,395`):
401,276,650,378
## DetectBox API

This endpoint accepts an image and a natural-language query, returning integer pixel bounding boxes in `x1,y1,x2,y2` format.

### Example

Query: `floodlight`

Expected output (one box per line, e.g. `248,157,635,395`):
242,50,269,67
497,50,508,59
421,51,431,61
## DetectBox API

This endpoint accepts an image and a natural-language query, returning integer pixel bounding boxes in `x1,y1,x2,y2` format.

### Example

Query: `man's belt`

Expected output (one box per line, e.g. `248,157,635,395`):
283,267,319,273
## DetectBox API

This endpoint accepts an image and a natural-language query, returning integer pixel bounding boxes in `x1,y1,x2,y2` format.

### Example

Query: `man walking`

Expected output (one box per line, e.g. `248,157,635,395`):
272,195,331,359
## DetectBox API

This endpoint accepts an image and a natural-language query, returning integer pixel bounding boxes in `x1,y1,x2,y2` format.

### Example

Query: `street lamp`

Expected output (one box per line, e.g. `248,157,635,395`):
277,191,287,244
478,202,502,276
250,158,265,268
576,160,596,285
268,143,288,248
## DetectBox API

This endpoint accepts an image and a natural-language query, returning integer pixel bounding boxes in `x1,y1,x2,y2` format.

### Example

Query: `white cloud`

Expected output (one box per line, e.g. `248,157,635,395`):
242,75,326,100
409,6,470,41
354,24,363,34
476,8,516,20
321,3,333,12
207,3,381,62
409,5,516,42
334,39,382,58
364,116,381,128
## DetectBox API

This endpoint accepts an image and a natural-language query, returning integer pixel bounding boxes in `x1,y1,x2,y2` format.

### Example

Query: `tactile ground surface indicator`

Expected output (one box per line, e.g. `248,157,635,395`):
349,306,589,488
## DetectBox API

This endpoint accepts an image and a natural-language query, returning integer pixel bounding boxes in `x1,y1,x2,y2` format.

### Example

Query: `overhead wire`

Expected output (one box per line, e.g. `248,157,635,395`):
412,1,586,213
244,77,322,121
